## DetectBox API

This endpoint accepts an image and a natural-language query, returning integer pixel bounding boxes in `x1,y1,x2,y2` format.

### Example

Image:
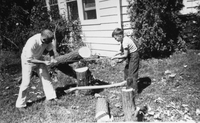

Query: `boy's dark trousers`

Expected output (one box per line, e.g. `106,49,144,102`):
124,51,139,92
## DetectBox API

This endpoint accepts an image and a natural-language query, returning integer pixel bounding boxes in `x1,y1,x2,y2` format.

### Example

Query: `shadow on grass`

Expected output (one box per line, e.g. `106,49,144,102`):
5,63,21,74
137,77,151,94
55,79,109,98
89,79,109,95
26,97,46,107
55,83,77,98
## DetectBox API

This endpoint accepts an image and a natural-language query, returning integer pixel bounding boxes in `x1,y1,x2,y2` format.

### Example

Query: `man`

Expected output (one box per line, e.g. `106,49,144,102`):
111,28,139,92
16,29,58,108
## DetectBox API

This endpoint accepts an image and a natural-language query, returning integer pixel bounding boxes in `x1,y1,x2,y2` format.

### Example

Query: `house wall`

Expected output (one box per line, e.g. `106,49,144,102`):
77,0,122,56
180,0,200,14
120,0,132,36
58,0,132,57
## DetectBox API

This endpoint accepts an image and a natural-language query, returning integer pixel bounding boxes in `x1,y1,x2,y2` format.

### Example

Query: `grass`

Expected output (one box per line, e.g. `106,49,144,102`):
0,50,200,122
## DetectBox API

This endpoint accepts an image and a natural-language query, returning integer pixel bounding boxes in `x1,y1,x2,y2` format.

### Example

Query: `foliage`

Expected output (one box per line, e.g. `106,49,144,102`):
54,19,83,55
179,5,200,50
0,0,83,55
128,0,185,58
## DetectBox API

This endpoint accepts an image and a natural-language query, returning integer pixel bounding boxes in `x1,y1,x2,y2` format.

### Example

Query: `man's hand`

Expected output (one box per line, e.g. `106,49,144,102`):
51,59,58,64
43,61,51,66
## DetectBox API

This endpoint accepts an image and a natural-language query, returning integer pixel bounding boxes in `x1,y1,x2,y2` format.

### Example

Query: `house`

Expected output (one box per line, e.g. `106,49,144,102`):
45,0,132,57
180,0,200,14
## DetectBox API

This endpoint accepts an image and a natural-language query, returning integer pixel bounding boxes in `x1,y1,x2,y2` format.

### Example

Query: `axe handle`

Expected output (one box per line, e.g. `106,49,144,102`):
65,81,127,93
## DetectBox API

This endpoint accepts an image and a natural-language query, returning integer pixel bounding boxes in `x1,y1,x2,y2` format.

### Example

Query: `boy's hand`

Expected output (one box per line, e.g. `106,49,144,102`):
111,56,115,60
117,59,124,63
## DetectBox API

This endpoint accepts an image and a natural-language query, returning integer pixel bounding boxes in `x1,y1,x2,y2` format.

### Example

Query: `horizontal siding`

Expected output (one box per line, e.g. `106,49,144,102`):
122,13,130,22
86,43,120,51
80,0,121,56
122,6,128,14
99,7,118,16
89,49,118,56
120,0,132,35
99,0,118,8
122,21,131,29
99,15,119,23
57,0,67,17
81,30,113,37
180,0,200,14
121,0,129,6
81,22,119,31
82,37,119,45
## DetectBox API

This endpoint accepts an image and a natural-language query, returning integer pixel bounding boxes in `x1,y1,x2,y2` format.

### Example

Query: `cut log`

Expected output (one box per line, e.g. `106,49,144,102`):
95,97,113,122
74,66,89,95
122,87,137,121
52,47,91,66
74,67,89,86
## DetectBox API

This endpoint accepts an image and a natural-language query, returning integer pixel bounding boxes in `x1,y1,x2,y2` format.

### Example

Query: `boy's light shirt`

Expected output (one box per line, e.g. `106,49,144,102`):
121,37,137,53
21,34,53,62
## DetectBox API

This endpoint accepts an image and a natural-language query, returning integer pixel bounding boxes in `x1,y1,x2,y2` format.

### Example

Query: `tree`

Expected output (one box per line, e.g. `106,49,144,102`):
128,0,184,58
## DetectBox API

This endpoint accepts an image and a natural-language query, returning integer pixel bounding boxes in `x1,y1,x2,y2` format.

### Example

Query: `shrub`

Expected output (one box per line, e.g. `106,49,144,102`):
128,0,185,58
0,0,83,55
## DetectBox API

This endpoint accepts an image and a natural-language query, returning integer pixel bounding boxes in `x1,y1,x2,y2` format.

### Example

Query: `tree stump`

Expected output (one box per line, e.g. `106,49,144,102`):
122,87,137,121
74,67,89,86
95,97,113,122
74,66,89,95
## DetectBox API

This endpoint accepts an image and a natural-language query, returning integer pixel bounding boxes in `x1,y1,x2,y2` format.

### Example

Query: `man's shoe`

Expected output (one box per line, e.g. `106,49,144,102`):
17,107,27,112
45,98,58,105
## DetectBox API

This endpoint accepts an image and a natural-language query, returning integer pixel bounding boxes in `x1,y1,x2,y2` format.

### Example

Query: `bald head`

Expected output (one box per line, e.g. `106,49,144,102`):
41,29,54,44
41,29,54,39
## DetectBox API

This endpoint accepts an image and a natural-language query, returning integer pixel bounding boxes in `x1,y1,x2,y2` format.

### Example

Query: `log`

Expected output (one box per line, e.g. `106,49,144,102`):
122,87,137,121
53,47,91,66
95,97,113,122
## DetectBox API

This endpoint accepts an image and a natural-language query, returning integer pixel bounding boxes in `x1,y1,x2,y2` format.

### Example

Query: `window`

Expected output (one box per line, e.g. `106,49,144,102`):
49,0,60,20
82,0,97,20
67,1,79,21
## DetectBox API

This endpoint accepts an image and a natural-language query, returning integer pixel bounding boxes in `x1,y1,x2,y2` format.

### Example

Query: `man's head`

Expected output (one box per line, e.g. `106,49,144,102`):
112,28,124,42
41,29,54,44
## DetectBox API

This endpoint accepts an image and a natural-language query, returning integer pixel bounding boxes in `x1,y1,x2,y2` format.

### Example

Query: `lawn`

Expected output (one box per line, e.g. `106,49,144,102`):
0,50,200,122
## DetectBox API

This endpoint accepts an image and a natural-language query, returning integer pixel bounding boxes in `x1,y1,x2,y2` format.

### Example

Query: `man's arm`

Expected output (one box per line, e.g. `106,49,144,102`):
49,50,57,64
28,59,51,65
52,39,59,57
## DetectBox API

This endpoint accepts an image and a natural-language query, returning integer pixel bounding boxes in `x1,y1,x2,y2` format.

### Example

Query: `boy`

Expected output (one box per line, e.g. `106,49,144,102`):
111,28,139,90
16,29,58,108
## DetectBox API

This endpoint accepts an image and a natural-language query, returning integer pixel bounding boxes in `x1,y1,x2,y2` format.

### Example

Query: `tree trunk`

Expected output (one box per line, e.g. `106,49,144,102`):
122,87,137,121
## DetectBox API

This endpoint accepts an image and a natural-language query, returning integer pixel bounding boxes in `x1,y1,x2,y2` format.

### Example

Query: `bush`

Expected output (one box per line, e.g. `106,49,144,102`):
0,0,83,55
180,13,200,50
128,0,185,59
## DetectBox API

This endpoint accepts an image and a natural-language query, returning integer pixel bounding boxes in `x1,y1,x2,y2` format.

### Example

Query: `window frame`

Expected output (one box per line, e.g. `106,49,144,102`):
77,0,100,25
